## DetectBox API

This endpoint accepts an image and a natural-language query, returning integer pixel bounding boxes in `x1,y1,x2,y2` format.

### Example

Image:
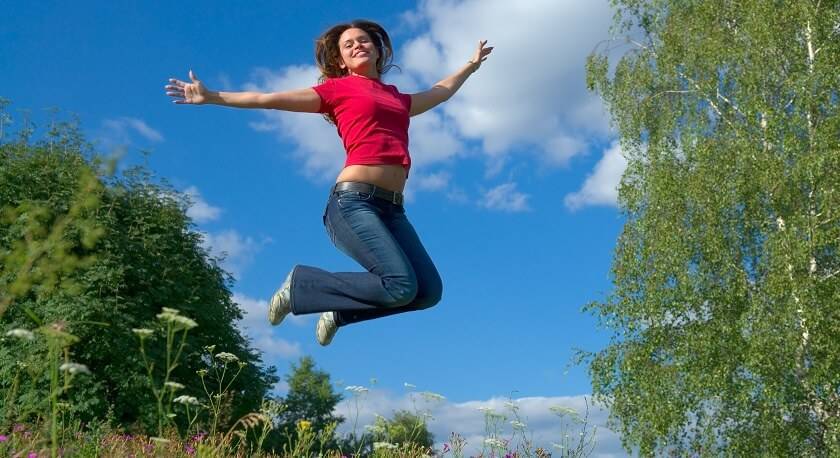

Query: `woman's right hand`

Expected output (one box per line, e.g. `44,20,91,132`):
165,70,210,105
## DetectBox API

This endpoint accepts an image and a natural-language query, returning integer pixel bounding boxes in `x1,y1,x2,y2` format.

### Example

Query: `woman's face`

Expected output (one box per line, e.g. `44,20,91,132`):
337,27,379,76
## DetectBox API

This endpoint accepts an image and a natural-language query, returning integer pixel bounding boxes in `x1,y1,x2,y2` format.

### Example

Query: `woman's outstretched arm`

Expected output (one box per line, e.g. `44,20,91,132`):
409,40,493,117
165,70,321,112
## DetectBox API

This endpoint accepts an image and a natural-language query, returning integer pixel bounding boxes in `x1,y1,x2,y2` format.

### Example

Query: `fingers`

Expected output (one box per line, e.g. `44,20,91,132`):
472,40,493,66
165,73,196,104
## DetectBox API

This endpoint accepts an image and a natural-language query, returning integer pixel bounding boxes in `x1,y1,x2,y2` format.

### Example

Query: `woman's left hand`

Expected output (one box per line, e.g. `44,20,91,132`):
470,40,494,70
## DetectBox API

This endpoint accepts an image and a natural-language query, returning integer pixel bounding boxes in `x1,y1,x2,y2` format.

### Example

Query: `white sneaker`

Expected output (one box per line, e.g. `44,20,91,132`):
316,312,338,346
268,270,293,325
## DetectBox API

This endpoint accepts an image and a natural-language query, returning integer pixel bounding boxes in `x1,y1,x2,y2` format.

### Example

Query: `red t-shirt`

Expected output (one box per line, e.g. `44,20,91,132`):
313,75,412,174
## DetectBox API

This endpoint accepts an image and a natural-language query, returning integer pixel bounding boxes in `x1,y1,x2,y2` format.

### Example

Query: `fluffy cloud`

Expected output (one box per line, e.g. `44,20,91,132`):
201,230,267,279
333,388,627,457
564,141,627,210
401,0,613,162
245,65,345,181
233,292,306,362
97,116,164,150
480,182,531,212
183,186,222,223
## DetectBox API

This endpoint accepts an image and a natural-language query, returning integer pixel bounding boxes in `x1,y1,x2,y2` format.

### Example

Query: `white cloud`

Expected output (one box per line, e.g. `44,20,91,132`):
233,292,306,362
202,230,266,279
564,141,627,210
334,389,627,457
97,116,164,150
480,182,531,212
407,110,464,168
244,65,345,182
414,171,451,192
403,170,452,203
183,186,222,223
215,72,234,91
401,0,613,164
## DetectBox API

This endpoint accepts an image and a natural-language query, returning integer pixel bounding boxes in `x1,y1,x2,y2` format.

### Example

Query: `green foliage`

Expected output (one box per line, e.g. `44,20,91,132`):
274,356,344,450
0,104,278,433
371,410,434,450
585,1,840,455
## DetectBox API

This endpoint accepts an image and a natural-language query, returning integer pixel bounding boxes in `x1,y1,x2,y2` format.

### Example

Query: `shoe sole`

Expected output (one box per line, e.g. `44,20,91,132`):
269,270,294,325
317,313,336,346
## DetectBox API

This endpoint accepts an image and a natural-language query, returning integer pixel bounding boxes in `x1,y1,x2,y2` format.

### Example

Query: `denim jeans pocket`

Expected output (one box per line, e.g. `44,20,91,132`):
337,190,373,209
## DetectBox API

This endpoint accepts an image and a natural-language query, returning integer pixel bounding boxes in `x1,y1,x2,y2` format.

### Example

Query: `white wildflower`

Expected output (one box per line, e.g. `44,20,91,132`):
172,315,198,329
810,257,817,274
510,420,527,430
776,216,785,231
365,424,386,434
420,391,446,402
487,411,507,420
59,363,91,375
215,352,239,363
549,405,578,417
5,329,34,340
174,395,201,406
165,381,185,390
373,442,398,450
156,309,198,330
132,328,154,338
484,437,506,449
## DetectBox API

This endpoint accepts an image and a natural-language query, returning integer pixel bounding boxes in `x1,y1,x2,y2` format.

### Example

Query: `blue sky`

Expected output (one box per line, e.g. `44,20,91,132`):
3,1,631,454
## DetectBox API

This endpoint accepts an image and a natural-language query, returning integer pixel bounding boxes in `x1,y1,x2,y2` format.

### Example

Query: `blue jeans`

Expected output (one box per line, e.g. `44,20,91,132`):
288,186,443,327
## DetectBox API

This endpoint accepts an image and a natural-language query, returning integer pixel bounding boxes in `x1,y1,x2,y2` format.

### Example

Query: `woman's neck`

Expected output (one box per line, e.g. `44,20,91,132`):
348,68,380,80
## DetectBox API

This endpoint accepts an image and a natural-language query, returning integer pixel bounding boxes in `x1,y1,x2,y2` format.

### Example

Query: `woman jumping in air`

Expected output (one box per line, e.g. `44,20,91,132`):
165,20,492,346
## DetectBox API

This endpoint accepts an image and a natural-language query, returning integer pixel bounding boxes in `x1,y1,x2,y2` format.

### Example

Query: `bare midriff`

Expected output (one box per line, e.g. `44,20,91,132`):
335,164,407,193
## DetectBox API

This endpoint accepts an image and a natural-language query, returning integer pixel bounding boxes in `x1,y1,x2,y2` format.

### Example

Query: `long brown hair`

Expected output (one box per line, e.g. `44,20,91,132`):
314,19,396,82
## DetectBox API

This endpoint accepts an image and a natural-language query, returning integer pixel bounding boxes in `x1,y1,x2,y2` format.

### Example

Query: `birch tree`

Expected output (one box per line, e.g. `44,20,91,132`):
585,1,840,455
